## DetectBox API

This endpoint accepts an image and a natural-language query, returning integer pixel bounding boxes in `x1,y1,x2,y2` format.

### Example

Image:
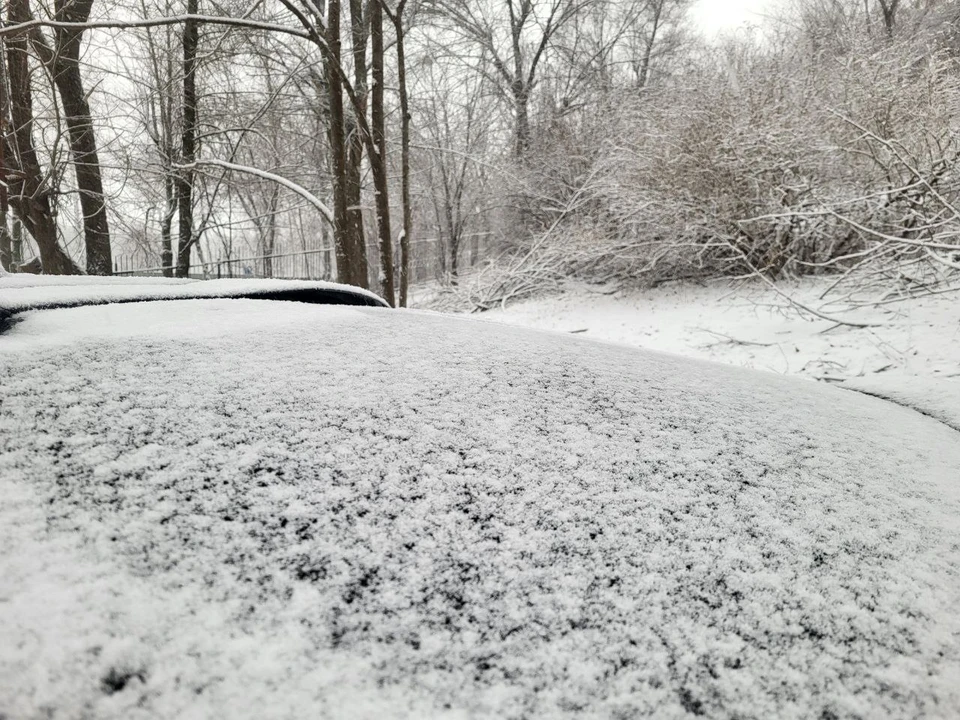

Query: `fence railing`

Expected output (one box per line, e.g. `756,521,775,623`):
114,249,334,281
113,233,496,285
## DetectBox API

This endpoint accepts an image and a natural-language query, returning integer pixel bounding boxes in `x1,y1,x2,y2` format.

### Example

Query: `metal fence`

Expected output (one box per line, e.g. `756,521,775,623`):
113,233,495,285
113,249,334,281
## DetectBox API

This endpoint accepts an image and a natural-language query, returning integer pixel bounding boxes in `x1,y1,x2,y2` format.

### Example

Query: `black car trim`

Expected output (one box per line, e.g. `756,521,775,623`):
0,286,389,335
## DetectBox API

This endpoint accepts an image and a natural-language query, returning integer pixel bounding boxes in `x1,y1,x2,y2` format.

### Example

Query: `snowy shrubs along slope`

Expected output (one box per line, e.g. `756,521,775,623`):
2,299,960,719
486,27,960,310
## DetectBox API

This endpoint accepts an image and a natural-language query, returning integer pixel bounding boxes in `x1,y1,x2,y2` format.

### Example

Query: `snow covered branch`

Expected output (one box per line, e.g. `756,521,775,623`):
176,160,333,226
0,15,311,40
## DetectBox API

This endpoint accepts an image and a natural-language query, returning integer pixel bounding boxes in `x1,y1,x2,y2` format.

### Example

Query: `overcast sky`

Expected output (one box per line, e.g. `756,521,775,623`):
691,0,780,35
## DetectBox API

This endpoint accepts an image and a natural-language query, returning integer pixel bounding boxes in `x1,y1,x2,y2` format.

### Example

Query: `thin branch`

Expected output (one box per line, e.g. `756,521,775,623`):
0,14,312,39
176,159,333,224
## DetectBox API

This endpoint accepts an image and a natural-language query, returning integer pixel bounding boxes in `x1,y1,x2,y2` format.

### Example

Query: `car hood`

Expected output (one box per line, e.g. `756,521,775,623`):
2,300,959,719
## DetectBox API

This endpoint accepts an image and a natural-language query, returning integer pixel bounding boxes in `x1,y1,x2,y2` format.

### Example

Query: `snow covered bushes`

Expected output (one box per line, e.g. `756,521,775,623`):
475,18,960,308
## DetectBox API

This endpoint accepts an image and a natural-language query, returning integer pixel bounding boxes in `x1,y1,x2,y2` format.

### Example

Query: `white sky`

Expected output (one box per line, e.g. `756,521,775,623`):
691,0,780,35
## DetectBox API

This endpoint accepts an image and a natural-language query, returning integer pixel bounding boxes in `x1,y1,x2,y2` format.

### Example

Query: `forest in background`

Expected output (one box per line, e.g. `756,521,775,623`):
0,0,958,309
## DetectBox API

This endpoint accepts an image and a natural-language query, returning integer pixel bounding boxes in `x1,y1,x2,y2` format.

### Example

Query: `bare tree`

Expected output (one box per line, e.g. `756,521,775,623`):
0,60,11,272
175,0,198,276
277,0,400,300
412,43,495,282
343,0,370,289
135,0,180,275
877,0,900,36
382,0,412,305
370,0,394,304
2,0,78,273
426,0,592,158
29,0,112,274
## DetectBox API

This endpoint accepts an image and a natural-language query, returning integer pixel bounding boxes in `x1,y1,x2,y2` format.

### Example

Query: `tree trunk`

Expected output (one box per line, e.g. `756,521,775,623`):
325,0,356,287
161,175,176,276
434,202,447,279
262,184,279,277
509,4,530,159
370,0,394,305
175,0,198,277
637,0,663,89
391,0,411,307
878,0,899,36
48,0,112,275
344,0,370,288
514,84,531,159
12,217,23,269
0,211,10,271
0,80,10,272
4,0,78,274
450,231,460,281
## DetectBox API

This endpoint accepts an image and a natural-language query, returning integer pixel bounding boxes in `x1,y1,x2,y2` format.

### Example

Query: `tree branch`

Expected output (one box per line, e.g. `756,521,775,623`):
176,159,333,225
0,14,312,40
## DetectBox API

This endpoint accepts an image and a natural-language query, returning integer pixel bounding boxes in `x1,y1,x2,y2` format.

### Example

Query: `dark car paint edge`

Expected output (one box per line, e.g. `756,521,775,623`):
0,287,390,335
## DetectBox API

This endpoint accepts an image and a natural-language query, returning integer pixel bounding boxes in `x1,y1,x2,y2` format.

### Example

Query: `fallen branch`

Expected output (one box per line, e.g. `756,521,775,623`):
722,237,882,328
695,328,775,347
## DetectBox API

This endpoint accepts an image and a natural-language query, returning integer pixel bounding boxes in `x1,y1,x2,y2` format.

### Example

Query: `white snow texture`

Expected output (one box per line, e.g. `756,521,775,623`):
2,298,960,719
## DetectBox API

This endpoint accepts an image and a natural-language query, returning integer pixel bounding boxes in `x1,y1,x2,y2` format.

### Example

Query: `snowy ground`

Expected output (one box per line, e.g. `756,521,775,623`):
468,279,960,430
476,279,960,384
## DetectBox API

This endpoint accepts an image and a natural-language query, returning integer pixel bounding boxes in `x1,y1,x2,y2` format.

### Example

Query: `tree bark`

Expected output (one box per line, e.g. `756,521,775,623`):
325,0,356,287
382,0,410,305
0,210,10,271
259,183,279,277
12,216,23,269
370,0,394,305
3,0,78,274
878,0,899,36
450,230,460,280
395,2,411,307
637,0,663,89
344,0,370,288
513,82,531,158
47,0,112,274
160,174,175,276
175,0,198,277
285,0,391,291
508,0,530,158
0,65,10,272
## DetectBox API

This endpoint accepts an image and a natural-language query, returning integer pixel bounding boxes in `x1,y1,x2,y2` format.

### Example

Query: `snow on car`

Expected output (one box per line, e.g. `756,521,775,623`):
1,278,959,719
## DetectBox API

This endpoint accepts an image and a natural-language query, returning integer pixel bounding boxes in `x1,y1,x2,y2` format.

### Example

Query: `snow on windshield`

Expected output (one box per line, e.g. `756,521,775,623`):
2,300,959,718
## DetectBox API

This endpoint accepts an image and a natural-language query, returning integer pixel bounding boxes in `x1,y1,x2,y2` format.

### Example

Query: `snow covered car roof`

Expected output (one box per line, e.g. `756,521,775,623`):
0,274,389,315
2,296,959,719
